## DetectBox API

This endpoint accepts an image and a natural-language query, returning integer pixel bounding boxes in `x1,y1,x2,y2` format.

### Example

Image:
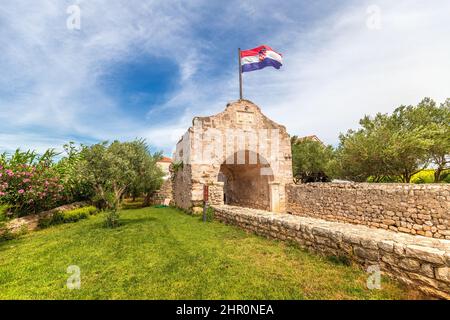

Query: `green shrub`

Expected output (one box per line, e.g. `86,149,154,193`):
0,226,27,242
367,169,450,184
104,209,121,228
121,199,144,210
0,204,10,222
327,254,352,266
0,205,27,241
39,205,97,227
200,206,215,222
443,172,450,183
439,170,450,183
411,170,435,184
0,204,11,241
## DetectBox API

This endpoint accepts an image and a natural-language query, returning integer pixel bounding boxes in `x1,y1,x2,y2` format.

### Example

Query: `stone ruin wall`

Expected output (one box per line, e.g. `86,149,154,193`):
172,163,193,211
287,183,450,239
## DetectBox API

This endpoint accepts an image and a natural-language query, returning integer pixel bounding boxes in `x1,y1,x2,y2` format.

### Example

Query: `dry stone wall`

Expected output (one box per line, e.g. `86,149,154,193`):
1,201,89,235
149,179,173,205
287,183,450,239
213,205,450,299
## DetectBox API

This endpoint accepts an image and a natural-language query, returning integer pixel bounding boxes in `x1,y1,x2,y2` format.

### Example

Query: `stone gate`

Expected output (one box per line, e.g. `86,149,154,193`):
172,100,293,213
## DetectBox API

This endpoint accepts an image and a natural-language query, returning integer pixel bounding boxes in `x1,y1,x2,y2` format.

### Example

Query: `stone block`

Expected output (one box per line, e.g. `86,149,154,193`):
420,263,435,278
435,267,450,283
405,245,446,265
354,247,379,261
398,258,421,271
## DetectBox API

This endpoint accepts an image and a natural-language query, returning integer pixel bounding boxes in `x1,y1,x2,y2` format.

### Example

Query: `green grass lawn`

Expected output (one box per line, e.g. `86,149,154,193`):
0,206,417,300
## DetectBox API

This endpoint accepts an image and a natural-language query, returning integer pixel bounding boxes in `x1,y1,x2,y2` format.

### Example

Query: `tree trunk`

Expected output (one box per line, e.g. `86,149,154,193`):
402,170,411,183
434,166,443,183
143,192,154,207
404,174,411,183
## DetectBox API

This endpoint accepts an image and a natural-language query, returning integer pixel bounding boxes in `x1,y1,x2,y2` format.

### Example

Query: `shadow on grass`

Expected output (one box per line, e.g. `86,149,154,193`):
326,254,352,266
120,216,158,226
87,216,158,230
121,203,145,210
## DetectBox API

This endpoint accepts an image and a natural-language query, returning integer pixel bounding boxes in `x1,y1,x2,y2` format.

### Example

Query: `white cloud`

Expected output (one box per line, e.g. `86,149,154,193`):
0,0,205,152
1,0,449,155
242,0,450,145
141,0,450,151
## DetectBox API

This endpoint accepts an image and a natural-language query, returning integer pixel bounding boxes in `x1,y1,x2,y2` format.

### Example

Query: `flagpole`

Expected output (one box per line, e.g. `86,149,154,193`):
238,48,243,100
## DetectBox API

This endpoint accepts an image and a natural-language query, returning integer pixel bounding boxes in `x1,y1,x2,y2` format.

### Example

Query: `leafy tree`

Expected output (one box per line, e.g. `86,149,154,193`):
126,139,164,206
291,137,334,183
384,106,432,182
334,115,390,182
55,142,94,202
77,140,164,210
401,98,450,182
334,97,449,183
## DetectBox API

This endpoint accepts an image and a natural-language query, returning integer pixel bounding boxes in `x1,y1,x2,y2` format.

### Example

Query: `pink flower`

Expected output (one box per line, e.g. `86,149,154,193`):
18,189,25,194
0,191,5,196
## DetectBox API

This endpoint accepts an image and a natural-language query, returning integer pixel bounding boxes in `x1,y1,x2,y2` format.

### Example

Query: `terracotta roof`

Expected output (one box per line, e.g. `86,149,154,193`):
295,135,324,146
158,157,173,163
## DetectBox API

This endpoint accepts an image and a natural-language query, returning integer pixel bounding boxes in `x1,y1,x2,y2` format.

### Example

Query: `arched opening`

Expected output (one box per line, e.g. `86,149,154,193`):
218,150,274,210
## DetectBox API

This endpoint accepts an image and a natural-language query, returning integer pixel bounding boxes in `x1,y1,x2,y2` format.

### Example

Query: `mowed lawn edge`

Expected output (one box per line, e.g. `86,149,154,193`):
0,207,416,299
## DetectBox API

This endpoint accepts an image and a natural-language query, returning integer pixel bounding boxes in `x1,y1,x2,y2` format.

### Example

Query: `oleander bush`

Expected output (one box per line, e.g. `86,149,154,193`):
0,150,65,216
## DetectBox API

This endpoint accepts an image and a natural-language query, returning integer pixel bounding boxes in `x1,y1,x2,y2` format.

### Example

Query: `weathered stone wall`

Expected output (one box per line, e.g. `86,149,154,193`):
209,182,224,206
287,183,450,239
149,179,173,205
213,205,450,299
172,164,193,211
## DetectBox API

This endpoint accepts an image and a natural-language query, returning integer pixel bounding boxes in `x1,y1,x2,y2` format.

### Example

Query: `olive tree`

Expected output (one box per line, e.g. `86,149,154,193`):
334,97,449,183
291,137,334,183
78,140,164,209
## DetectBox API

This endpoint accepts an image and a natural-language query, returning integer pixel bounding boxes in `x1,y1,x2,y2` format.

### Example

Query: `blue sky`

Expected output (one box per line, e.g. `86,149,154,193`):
1,0,449,156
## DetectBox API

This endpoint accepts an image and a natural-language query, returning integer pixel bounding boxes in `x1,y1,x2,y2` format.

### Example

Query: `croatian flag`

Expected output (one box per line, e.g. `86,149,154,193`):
240,45,283,73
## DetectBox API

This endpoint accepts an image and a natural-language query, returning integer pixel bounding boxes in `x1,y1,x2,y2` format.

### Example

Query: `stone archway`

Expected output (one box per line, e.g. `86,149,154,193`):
172,100,293,214
217,150,274,211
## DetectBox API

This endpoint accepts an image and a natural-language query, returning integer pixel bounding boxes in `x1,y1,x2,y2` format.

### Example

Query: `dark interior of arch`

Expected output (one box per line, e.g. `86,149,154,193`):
218,150,274,210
